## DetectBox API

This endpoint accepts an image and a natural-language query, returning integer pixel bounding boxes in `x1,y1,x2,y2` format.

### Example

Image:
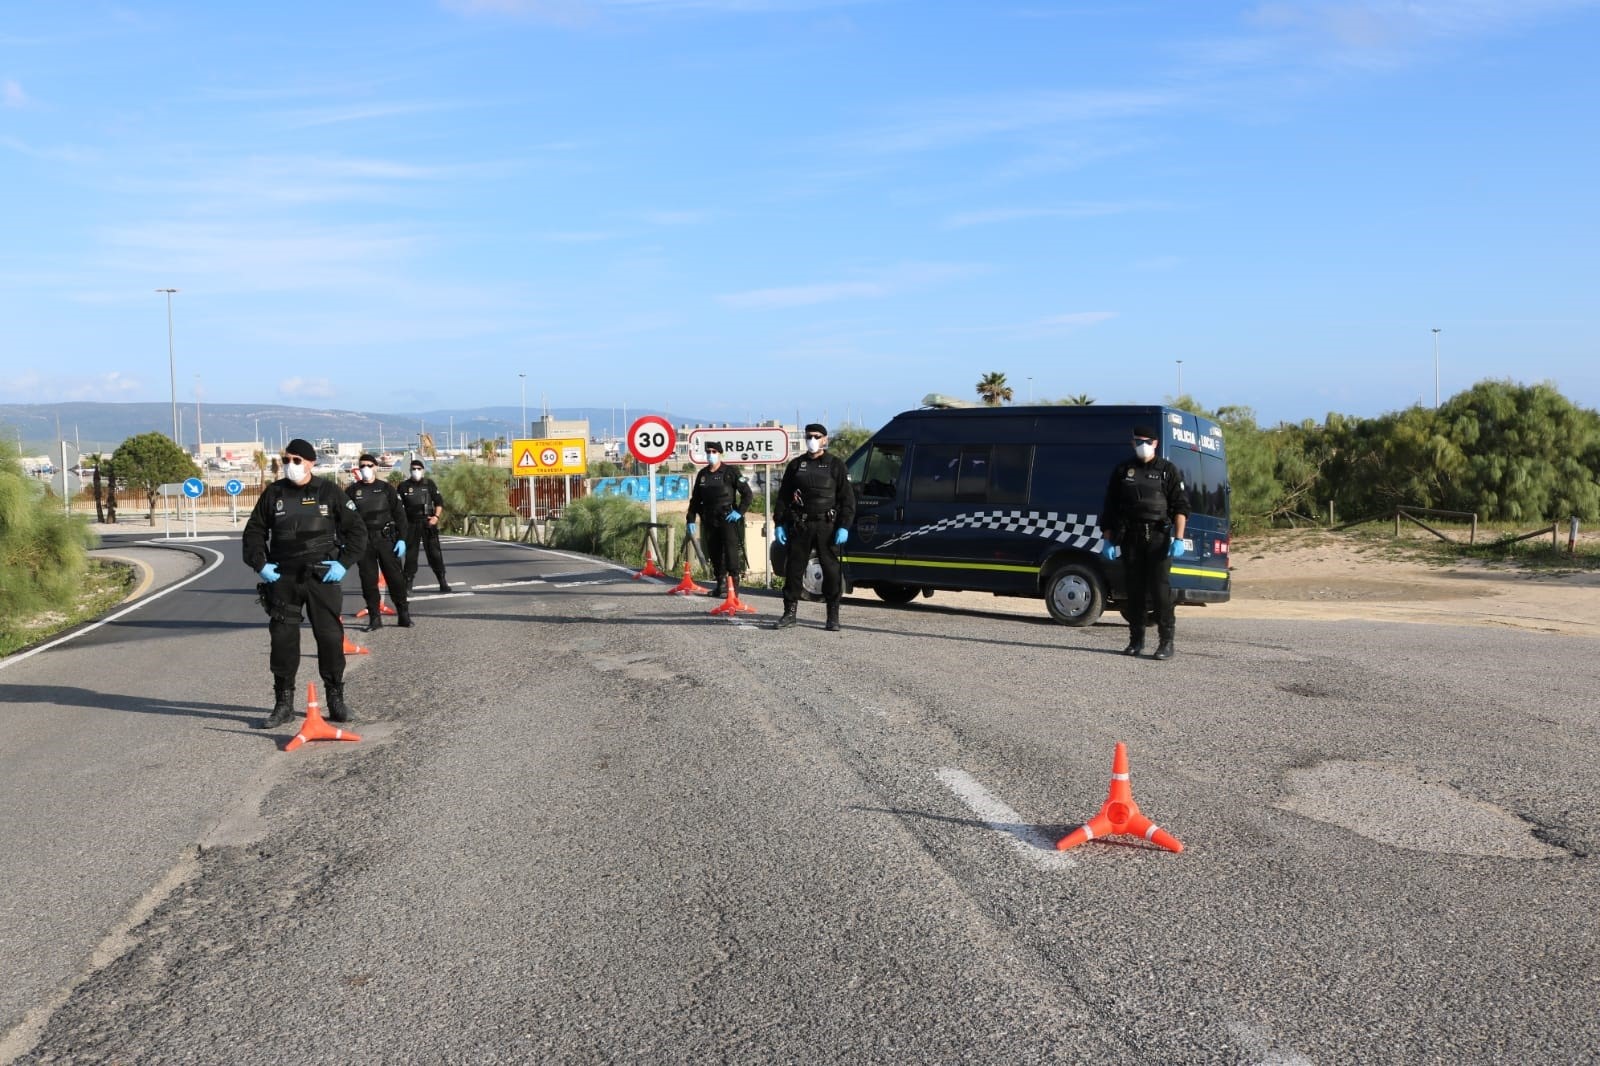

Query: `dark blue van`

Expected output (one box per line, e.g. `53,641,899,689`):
785,404,1230,626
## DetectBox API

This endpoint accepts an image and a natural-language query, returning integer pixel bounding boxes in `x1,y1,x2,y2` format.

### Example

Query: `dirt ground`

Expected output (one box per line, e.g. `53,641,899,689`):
895,530,1600,639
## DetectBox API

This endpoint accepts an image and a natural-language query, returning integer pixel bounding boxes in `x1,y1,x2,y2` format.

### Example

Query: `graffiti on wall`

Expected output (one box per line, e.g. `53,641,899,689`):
590,475,691,501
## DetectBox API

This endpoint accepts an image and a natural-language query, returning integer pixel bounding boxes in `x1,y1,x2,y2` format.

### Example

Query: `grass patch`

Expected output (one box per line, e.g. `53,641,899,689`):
0,559,137,658
1240,522,1600,573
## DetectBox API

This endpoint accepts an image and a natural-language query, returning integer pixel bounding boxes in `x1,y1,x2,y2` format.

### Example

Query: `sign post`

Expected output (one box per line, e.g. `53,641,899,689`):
224,477,244,524
513,437,588,521
686,427,791,586
181,477,204,538
626,415,676,527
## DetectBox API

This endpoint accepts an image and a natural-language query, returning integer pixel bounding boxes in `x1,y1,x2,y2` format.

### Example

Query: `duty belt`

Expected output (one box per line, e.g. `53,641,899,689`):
801,512,835,521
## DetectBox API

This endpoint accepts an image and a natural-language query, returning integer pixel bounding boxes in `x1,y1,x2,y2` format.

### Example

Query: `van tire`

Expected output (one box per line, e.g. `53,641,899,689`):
873,583,919,605
1044,563,1105,627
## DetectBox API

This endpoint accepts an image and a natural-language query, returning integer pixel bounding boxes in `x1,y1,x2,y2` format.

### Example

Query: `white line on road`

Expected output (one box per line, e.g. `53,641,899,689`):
469,578,546,590
935,768,1077,872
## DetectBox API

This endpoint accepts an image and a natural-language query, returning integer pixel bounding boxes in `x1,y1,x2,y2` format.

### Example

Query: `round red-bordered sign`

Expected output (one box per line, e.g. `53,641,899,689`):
627,415,676,464
539,446,559,467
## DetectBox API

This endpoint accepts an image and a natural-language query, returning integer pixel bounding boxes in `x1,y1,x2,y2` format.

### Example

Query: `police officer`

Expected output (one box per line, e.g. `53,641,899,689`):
346,453,412,630
686,442,755,598
774,423,855,631
396,458,450,592
243,437,367,728
1100,424,1190,660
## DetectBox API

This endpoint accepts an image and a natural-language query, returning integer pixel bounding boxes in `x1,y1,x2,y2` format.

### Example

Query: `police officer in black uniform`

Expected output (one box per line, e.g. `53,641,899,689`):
774,423,855,631
686,441,755,598
346,453,412,630
396,458,450,592
243,437,367,728
1100,424,1190,661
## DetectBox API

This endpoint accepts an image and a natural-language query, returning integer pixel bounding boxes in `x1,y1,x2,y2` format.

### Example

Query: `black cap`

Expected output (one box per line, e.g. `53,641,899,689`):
284,438,316,462
358,453,378,465
1132,424,1157,439
704,441,723,454
805,423,827,437
410,459,425,470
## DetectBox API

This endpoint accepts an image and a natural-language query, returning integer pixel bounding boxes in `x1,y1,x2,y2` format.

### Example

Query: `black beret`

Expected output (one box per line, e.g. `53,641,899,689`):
1132,425,1158,439
704,441,723,453
805,423,827,436
284,438,316,462
358,453,378,465
410,459,426,469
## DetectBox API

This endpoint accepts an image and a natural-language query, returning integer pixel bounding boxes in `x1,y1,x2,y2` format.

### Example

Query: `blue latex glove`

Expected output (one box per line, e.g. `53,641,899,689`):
775,525,788,546
258,562,280,582
725,510,741,522
686,522,697,537
320,560,347,583
1101,544,1120,561
394,539,406,559
1168,538,1186,558
834,528,849,546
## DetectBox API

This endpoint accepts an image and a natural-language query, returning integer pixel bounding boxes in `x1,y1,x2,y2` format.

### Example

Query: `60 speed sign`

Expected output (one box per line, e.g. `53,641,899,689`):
627,415,676,465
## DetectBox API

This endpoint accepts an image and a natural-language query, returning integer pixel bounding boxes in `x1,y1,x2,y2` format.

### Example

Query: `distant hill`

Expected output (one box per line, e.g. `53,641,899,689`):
1,402,709,457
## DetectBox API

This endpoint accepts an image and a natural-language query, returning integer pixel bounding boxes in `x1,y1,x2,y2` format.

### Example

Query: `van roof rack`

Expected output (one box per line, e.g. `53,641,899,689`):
921,393,979,409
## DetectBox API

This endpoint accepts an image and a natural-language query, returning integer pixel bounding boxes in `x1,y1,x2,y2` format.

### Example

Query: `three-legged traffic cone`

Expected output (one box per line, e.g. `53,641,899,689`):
284,682,361,751
1056,742,1183,853
667,556,709,595
341,626,370,656
633,542,666,580
356,573,399,618
709,577,756,616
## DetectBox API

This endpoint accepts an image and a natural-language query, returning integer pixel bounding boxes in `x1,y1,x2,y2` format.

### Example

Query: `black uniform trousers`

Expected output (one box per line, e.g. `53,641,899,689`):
702,518,746,582
1119,522,1176,640
357,529,409,615
403,519,446,586
783,518,842,608
268,567,347,685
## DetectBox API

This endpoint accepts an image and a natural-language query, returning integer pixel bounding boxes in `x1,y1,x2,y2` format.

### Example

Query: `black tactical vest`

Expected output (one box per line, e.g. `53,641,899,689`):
396,478,435,517
266,481,340,564
1113,460,1176,522
697,466,742,515
791,456,842,515
348,482,394,527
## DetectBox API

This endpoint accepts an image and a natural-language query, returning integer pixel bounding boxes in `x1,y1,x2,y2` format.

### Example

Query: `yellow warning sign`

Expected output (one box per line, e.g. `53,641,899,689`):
513,437,587,476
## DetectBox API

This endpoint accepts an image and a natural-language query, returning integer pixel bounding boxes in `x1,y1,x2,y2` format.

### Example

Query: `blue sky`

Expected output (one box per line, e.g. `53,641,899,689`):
3,0,1598,431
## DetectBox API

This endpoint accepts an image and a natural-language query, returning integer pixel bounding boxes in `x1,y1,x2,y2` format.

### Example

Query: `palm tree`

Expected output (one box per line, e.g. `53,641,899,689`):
1064,393,1096,406
252,449,269,486
976,372,1013,407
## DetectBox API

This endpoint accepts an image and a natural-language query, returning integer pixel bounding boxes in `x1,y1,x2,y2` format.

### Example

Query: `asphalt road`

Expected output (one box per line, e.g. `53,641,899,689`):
1,533,1596,1064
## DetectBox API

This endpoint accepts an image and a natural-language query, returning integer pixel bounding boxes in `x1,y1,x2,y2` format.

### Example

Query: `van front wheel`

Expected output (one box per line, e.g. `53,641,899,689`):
1044,563,1105,627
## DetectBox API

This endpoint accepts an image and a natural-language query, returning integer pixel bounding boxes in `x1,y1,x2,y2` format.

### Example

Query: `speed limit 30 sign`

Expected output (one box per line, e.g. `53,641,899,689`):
627,415,676,465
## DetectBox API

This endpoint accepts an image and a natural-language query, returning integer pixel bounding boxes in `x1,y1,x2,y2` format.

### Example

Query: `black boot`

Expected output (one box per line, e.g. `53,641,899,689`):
712,576,727,599
824,602,841,632
255,677,295,729
397,605,414,627
325,681,353,723
366,609,383,632
438,579,452,593
1123,631,1145,656
774,603,799,629
1153,636,1176,661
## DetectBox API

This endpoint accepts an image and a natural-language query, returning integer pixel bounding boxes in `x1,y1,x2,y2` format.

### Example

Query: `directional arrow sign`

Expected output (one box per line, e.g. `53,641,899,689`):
181,477,205,498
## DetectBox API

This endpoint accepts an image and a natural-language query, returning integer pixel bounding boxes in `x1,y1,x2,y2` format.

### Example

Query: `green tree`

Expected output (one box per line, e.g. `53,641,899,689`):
1062,393,1096,406
110,433,200,525
436,461,513,530
1435,380,1600,522
828,422,873,461
0,440,97,649
976,371,1013,407
83,452,107,523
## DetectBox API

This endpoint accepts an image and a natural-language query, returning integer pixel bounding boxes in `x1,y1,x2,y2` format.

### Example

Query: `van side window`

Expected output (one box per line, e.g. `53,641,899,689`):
990,444,1031,504
910,445,961,503
855,444,906,501
956,449,989,501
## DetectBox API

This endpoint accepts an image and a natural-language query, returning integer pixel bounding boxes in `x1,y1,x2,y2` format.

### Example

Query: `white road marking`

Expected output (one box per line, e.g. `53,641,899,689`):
553,579,620,588
935,768,1077,872
469,578,546,590
1225,1021,1316,1065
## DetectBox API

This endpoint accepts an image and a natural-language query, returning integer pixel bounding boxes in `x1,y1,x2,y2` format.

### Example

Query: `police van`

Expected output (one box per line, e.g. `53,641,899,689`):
782,403,1230,626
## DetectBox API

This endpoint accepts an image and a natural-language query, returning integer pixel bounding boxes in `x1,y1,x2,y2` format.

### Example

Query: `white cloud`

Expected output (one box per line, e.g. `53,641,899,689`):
1036,311,1117,330
942,202,1163,229
3,79,28,109
279,377,336,399
0,370,143,402
837,89,1186,156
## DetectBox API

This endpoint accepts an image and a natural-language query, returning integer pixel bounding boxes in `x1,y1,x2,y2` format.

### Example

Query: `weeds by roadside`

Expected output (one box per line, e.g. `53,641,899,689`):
0,559,136,658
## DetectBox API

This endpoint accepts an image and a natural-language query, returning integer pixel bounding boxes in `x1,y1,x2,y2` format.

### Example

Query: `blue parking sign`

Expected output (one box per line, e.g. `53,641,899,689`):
182,477,204,498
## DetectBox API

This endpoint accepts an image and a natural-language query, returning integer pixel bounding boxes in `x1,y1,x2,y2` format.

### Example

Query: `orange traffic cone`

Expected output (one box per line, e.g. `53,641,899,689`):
667,556,709,595
284,682,361,752
633,543,666,580
341,627,370,656
1056,742,1183,853
709,577,756,616
355,572,399,618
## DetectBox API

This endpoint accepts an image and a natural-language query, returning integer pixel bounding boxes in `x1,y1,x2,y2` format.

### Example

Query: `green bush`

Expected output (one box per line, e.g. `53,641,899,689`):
436,462,514,530
547,495,684,568
0,440,97,649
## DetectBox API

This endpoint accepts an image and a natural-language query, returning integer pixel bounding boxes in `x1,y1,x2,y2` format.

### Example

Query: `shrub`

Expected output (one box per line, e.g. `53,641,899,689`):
0,440,97,649
547,495,684,568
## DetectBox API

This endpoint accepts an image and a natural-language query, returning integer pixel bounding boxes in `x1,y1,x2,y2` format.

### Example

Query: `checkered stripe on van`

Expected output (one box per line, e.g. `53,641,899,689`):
877,510,1103,550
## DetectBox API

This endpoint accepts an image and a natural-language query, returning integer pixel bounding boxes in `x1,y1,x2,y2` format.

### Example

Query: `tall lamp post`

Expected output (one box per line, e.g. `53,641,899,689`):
1176,359,1184,397
519,373,527,435
1432,328,1441,408
156,288,179,442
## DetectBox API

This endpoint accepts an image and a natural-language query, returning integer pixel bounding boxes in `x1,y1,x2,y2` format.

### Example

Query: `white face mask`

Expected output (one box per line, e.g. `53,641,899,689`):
707,454,722,467
805,437,823,455
285,458,312,484
359,467,375,482
1134,442,1156,461
410,469,424,481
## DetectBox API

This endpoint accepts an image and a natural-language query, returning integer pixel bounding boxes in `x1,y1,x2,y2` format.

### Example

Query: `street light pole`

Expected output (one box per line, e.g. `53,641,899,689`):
1432,328,1441,408
1176,359,1184,397
156,288,179,442
519,373,527,435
